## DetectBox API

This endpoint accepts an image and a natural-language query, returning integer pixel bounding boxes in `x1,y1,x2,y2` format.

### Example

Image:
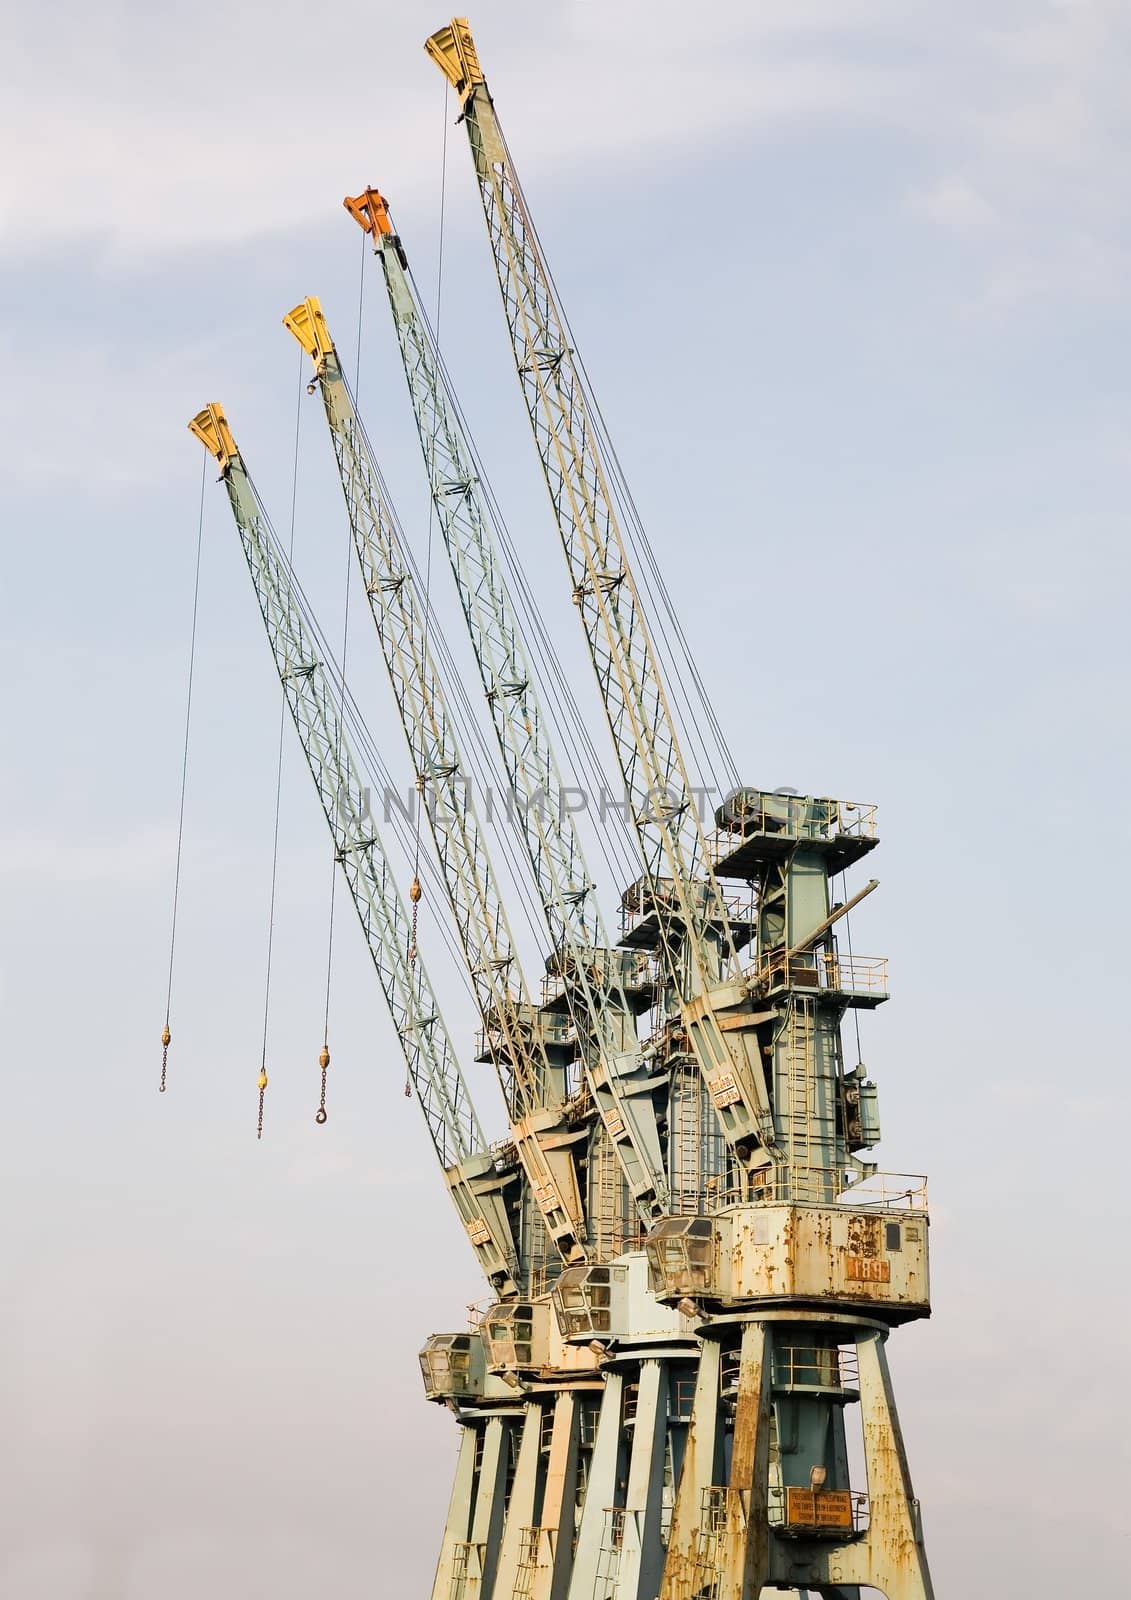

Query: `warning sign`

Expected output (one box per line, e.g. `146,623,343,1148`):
784,1488,854,1529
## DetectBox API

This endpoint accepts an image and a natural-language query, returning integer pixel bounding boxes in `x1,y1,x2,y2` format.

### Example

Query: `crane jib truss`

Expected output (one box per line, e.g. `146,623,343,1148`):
425,18,782,1181
283,300,590,1267
188,403,521,1296
344,187,670,1224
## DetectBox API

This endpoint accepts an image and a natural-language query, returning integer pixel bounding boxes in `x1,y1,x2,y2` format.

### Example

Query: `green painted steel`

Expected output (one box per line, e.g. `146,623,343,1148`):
370,213,671,1223
301,331,591,1269
445,66,784,1179
210,441,521,1294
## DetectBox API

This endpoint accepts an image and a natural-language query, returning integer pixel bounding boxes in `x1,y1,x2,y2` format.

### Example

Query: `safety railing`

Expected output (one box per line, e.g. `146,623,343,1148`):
540,951,661,1011
706,1166,844,1207
699,1484,739,1535
710,794,877,854
476,1010,577,1063
837,1170,928,1211
719,1344,859,1395
672,1370,698,1421
619,877,756,943
772,1343,860,1391
768,1485,869,1537
621,950,664,996
835,800,877,838
578,1401,601,1451
751,949,888,999
448,1542,478,1600
540,970,571,1012
579,1219,647,1265
526,1263,562,1299
602,1508,628,1551
516,1525,554,1571
703,1168,927,1211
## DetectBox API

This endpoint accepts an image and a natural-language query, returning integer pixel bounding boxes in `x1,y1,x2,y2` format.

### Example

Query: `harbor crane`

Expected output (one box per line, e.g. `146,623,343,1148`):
179,17,936,1599
426,17,934,1597
423,22,787,1201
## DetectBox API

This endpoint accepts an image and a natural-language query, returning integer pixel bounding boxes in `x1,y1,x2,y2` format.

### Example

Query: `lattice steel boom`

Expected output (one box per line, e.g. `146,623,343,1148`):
426,18,782,1182
344,187,670,1225
188,402,521,1295
283,302,589,1268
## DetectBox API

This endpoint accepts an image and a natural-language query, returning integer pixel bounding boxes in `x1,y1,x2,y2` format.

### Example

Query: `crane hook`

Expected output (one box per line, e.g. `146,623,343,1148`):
256,1067,268,1142
316,1043,330,1126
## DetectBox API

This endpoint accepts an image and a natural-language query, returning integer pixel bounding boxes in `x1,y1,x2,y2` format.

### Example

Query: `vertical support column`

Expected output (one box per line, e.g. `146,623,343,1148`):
827,1330,935,1599
466,1414,512,1599
825,1404,860,1600
721,1321,773,1600
660,1337,722,1600
493,1402,544,1600
617,1357,670,1600
431,1422,480,1600
568,1371,625,1600
536,1390,581,1600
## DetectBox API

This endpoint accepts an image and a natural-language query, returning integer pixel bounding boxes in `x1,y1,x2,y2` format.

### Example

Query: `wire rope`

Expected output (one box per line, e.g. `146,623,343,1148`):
497,123,740,806
254,352,306,1138
240,466,477,1010
159,453,207,1092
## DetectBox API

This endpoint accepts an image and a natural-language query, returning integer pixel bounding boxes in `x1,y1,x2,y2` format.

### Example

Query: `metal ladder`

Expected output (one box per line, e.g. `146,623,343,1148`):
784,998,816,1199
590,1122,626,1259
671,1058,702,1214
592,1508,626,1599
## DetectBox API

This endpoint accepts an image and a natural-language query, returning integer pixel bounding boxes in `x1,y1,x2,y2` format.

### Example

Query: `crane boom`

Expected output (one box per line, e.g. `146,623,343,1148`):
188,404,522,1294
426,19,779,1175
284,303,589,1266
345,188,669,1223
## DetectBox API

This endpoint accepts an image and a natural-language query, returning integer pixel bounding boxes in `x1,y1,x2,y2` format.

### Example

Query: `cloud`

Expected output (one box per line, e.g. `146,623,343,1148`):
2,0,1127,324
912,175,996,231
945,3,1131,300
0,2,925,261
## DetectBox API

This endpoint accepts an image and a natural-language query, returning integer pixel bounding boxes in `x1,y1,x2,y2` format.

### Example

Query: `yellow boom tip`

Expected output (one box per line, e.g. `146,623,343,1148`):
425,17,484,101
283,296,334,368
188,404,236,470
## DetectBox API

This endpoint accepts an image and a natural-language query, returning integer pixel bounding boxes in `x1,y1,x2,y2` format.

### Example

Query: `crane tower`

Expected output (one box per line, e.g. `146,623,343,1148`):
186,16,935,1599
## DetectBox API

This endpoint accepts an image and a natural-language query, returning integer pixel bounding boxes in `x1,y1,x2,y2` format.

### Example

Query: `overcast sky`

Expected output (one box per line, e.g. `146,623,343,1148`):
2,2,1129,1596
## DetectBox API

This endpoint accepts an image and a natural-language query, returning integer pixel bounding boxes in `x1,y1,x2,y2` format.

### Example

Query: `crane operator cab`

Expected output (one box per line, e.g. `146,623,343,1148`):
418,1332,486,1403
552,1264,620,1339
481,1301,548,1374
644,1217,717,1300
552,1254,697,1345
